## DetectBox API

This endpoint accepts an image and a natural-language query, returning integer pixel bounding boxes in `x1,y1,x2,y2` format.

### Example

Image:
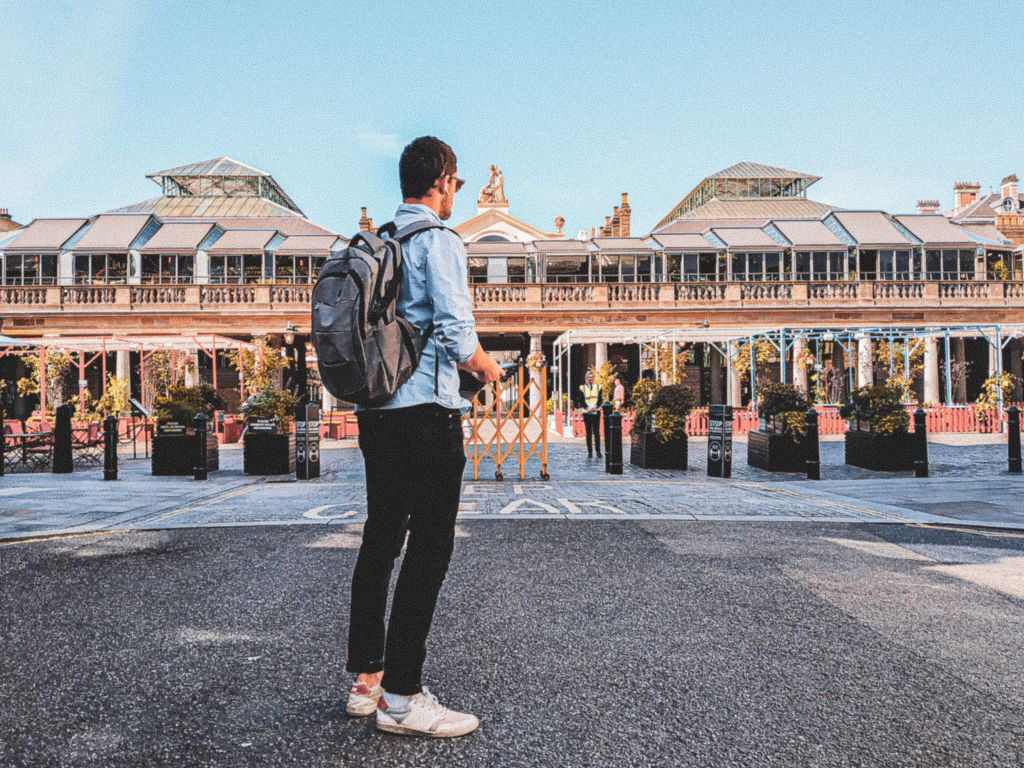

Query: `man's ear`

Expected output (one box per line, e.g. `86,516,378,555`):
436,175,449,196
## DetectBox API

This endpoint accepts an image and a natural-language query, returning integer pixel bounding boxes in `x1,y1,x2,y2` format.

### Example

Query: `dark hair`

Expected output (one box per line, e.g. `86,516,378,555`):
400,136,457,198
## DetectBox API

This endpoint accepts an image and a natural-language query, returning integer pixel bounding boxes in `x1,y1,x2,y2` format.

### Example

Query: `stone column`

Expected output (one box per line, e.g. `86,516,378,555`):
988,338,999,379
127,250,142,285
792,337,809,394
1010,339,1023,401
529,332,543,412
709,344,722,404
923,337,940,405
183,351,198,386
321,388,337,413
594,342,608,368
856,336,873,389
115,350,130,383
727,341,742,407
953,337,967,402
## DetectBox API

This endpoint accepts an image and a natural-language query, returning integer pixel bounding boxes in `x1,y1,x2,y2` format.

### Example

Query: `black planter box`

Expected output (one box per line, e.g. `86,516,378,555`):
748,429,806,472
152,432,220,476
844,429,914,472
243,431,296,475
630,431,687,470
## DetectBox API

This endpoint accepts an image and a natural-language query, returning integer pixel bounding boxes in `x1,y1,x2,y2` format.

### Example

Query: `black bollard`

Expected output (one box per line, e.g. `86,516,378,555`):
103,414,118,480
52,403,74,474
606,411,623,475
1008,405,1021,474
805,408,820,480
707,404,733,478
193,413,208,481
601,402,613,470
296,402,321,480
913,408,928,478
0,404,5,478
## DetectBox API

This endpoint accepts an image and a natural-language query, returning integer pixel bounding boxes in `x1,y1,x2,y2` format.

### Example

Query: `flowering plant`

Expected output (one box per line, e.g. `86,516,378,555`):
526,351,546,370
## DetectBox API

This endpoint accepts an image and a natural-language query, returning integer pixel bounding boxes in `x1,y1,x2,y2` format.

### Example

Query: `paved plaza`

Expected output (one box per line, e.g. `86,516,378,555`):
2,437,1023,767
0,438,1021,540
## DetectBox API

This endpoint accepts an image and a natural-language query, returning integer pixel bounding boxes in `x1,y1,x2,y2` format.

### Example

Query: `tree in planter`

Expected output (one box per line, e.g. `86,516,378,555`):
241,386,298,430
730,341,776,391
228,340,289,396
648,384,696,443
976,373,1019,429
757,381,811,442
16,350,75,412
153,384,225,426
839,385,909,435
97,374,131,416
629,378,661,436
872,339,923,398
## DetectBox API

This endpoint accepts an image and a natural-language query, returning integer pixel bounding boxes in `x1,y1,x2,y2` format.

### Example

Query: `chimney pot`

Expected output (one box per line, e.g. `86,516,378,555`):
916,199,941,214
0,208,9,219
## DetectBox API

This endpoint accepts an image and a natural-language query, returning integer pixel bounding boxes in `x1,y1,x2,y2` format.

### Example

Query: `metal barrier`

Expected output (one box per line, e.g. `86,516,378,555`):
464,365,549,481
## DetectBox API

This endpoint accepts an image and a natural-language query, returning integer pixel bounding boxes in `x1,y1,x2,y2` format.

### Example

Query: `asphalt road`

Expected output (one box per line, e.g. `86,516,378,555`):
2,521,1024,767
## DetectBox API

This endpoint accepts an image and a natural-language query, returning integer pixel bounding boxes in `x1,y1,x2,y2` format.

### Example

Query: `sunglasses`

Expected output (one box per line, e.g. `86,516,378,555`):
448,174,465,193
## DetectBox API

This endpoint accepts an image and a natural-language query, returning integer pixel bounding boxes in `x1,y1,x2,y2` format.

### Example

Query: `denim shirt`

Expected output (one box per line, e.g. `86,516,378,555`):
370,203,479,412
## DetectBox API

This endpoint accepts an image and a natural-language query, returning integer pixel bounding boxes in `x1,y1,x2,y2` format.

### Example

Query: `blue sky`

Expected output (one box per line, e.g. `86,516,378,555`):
3,1,1021,235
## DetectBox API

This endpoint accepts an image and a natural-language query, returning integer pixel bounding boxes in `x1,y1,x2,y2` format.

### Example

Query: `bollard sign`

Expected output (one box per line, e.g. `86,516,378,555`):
296,403,320,480
707,404,733,478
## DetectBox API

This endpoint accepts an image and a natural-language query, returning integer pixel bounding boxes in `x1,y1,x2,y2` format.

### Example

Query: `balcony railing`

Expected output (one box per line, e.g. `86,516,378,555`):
2,279,1023,317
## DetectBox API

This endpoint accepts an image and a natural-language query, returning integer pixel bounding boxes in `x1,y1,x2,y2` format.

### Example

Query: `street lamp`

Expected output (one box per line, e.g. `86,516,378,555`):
283,323,296,346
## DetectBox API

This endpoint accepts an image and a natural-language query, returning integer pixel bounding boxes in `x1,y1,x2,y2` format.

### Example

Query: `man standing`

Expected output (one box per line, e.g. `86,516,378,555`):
579,370,602,458
345,136,503,738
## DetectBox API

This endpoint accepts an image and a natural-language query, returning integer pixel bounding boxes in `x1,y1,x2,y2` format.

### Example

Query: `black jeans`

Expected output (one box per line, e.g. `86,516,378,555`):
347,404,466,695
583,410,601,455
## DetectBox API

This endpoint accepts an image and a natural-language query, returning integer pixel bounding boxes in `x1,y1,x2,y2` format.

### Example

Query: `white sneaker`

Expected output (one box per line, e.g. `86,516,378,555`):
376,687,480,738
346,680,383,717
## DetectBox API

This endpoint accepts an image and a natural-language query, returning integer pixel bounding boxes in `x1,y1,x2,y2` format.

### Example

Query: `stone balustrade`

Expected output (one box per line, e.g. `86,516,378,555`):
2,280,1023,331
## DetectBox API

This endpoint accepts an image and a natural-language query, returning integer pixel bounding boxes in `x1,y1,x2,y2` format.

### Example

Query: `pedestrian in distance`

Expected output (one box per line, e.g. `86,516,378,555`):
345,136,504,738
612,376,626,410
579,370,602,458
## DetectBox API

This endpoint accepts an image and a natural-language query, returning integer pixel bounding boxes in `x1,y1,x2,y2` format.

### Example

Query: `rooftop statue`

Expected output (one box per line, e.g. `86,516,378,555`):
478,164,507,205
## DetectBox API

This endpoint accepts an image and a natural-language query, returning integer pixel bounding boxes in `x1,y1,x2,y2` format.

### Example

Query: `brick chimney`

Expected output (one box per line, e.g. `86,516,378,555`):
619,193,631,237
916,199,940,215
611,206,621,236
1001,174,1019,201
602,216,612,237
0,208,10,221
358,206,375,232
953,182,980,210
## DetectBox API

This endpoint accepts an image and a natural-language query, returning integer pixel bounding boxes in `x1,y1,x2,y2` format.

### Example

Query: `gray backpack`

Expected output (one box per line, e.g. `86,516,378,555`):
312,221,451,407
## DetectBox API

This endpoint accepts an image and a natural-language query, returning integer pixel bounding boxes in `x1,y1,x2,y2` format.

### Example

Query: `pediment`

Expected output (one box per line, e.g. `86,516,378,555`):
455,208,561,243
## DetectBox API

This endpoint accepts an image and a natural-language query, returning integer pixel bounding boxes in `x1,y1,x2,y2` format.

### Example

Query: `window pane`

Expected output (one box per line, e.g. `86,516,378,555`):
507,257,526,282
731,253,745,280
796,252,810,279
294,256,310,281
879,250,894,279
108,254,127,282
942,250,957,278
40,255,57,283
244,254,262,283
620,255,636,283
664,254,681,281
160,254,175,282
960,250,975,279
226,255,242,282
699,252,717,280
275,254,293,280
829,252,845,279
894,250,910,280
210,256,225,283
141,254,160,283
811,252,827,280
748,252,763,280
682,253,698,281
636,254,651,282
4,254,21,284
310,256,326,280
177,255,194,282
926,250,941,280
765,252,781,280
23,255,38,284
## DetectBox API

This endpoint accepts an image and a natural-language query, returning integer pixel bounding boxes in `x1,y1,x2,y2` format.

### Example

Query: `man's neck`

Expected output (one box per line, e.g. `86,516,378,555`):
403,196,443,217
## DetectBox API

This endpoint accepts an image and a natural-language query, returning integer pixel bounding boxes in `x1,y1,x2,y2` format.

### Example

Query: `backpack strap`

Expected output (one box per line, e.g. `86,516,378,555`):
392,220,454,242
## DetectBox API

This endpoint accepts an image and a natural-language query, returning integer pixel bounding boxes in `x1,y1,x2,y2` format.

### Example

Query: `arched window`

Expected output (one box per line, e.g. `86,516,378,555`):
477,235,509,243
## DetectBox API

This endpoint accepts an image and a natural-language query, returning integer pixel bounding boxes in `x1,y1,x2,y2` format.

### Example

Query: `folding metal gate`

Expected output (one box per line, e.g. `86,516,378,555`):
464,365,549,480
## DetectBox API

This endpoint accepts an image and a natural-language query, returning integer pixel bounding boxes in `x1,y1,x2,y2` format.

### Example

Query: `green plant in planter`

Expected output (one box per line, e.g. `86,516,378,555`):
649,384,695,443
153,384,225,425
629,378,662,436
757,381,811,442
241,386,298,427
839,385,909,435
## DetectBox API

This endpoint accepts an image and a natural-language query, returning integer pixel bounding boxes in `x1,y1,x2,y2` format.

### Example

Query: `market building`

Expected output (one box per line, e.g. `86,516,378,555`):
1,158,1022,420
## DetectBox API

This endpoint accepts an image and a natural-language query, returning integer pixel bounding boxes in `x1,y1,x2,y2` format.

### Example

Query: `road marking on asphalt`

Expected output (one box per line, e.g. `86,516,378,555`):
558,498,626,515
155,486,255,521
0,487,40,497
513,484,523,495
303,505,360,520
498,498,563,515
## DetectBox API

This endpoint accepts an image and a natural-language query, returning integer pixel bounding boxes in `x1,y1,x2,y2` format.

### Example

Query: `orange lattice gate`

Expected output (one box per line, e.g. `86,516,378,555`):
464,365,549,481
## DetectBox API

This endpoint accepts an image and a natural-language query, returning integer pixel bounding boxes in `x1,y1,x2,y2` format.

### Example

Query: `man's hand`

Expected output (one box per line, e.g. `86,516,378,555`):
460,344,505,384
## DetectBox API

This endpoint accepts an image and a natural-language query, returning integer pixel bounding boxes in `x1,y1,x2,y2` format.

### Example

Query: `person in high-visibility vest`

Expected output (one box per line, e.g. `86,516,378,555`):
579,370,602,458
